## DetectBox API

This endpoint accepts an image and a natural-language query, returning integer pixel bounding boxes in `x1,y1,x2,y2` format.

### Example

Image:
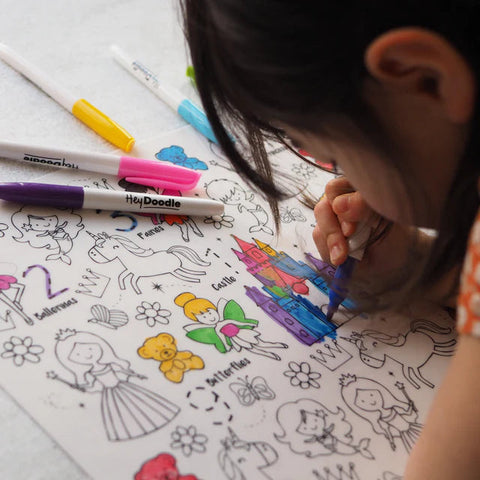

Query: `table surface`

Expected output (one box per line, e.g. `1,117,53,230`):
0,1,190,478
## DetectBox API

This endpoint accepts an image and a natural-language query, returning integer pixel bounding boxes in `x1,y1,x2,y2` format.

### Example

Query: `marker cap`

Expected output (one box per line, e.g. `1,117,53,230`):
72,99,135,152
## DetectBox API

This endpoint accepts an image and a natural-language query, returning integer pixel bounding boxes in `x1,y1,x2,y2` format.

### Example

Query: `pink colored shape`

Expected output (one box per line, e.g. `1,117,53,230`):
220,323,240,337
0,275,16,290
134,453,198,480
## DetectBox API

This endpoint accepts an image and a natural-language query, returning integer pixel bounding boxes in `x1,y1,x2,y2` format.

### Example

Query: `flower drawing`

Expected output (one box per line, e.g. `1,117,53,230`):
1,336,44,366
203,214,234,230
284,361,321,389
170,425,208,456
135,301,171,327
292,162,315,180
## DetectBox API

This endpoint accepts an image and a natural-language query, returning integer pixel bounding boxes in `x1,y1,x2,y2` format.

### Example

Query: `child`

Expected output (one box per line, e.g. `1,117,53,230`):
180,2,480,478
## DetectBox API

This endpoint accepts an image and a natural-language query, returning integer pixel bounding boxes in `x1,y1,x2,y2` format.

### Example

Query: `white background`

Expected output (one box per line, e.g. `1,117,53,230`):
0,1,189,478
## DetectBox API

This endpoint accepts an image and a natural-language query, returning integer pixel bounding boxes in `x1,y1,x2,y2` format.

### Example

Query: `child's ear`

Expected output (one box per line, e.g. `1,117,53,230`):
364,27,476,123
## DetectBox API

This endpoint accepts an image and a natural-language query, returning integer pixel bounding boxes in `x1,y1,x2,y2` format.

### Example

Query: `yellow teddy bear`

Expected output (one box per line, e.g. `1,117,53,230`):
137,332,204,383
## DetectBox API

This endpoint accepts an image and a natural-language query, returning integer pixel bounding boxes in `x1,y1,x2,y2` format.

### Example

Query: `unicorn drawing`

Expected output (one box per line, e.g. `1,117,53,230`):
87,232,210,294
343,319,456,388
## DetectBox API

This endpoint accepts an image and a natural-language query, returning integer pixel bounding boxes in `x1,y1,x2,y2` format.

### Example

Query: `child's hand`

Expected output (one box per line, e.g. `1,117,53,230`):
313,177,375,266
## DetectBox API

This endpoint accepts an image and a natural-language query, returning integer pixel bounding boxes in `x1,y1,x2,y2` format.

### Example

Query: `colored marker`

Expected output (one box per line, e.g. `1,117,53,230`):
0,43,135,152
0,182,224,216
110,45,217,144
0,139,200,190
325,223,371,321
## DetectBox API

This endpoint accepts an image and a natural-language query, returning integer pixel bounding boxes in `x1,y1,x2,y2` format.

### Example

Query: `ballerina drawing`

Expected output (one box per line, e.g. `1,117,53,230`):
340,374,422,452
48,329,180,441
175,292,287,360
11,206,84,265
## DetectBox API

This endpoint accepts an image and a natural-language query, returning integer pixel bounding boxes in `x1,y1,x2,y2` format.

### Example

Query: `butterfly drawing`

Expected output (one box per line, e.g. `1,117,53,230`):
280,206,307,224
229,375,276,406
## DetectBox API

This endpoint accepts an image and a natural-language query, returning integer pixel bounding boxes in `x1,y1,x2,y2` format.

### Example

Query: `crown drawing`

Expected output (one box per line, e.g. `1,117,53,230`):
55,328,77,341
0,309,15,333
309,338,353,371
75,268,111,297
312,463,360,480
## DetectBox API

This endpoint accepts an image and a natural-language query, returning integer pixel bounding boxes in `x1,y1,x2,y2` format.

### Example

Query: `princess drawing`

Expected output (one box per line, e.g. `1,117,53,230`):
48,329,180,441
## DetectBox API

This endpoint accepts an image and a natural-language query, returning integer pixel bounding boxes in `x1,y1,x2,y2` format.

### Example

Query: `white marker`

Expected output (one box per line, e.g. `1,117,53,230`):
0,139,201,190
0,182,225,217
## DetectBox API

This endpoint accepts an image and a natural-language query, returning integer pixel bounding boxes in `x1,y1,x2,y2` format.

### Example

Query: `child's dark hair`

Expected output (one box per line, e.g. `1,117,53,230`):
181,0,480,310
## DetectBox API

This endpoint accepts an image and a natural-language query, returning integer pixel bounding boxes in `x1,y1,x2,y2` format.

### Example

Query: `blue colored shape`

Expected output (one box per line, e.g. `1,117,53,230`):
155,145,208,171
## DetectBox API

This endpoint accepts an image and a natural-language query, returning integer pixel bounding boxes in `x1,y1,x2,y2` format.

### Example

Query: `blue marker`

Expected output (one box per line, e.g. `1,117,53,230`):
111,45,217,144
326,223,371,322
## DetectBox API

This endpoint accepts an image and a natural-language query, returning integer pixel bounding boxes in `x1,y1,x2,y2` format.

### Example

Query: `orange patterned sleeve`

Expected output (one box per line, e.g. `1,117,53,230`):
457,209,480,335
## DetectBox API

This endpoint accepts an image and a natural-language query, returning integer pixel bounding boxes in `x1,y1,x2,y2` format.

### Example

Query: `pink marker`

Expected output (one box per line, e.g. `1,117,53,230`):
0,139,201,190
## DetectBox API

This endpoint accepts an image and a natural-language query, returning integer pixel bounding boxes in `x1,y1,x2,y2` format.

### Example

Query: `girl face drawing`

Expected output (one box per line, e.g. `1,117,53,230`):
27,214,58,231
68,342,103,365
354,389,384,412
195,308,220,325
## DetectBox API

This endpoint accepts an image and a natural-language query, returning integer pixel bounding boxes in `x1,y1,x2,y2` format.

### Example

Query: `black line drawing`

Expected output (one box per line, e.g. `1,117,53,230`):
136,301,171,327
379,473,402,480
275,399,374,459
279,206,307,224
342,319,456,388
291,162,316,180
340,374,422,452
87,304,128,329
186,386,233,426
203,213,235,230
309,339,353,371
75,268,111,298
176,292,288,360
312,462,361,480
0,223,8,237
22,264,69,299
283,361,322,389
170,425,208,456
218,427,278,480
0,274,33,326
1,335,44,366
205,179,273,235
11,206,84,265
87,232,210,294
48,329,180,441
229,375,276,406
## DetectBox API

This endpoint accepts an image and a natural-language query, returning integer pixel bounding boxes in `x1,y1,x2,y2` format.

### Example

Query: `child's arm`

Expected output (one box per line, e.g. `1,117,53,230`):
404,335,480,480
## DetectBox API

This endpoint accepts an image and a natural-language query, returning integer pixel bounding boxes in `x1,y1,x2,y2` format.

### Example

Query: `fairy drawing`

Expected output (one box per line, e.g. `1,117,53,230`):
275,398,373,459
48,329,180,441
205,179,273,235
174,292,287,360
340,374,422,452
11,206,84,265
0,274,33,326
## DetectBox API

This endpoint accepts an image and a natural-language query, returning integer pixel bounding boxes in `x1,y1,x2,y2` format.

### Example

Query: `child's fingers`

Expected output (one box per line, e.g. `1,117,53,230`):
324,176,355,204
332,191,370,224
313,196,348,265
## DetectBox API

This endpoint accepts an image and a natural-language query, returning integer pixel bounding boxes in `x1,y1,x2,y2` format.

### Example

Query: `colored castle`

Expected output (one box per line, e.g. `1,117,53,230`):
232,236,354,346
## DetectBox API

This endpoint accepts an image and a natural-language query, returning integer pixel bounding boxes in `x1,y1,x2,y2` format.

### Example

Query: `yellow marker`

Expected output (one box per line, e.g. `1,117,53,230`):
0,43,134,152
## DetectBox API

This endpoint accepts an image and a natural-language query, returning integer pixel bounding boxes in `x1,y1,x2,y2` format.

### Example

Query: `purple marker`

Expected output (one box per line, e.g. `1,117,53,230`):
0,182,224,217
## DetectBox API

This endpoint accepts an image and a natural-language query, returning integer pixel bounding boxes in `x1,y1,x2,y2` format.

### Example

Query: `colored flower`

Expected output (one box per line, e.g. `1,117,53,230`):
203,214,234,230
135,301,171,327
1,336,44,366
284,361,321,389
170,425,208,456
